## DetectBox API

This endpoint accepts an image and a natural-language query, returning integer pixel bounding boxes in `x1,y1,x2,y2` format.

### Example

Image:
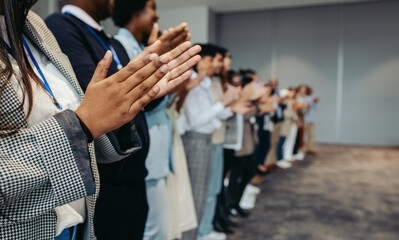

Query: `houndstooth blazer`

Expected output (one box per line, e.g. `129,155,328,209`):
0,11,133,239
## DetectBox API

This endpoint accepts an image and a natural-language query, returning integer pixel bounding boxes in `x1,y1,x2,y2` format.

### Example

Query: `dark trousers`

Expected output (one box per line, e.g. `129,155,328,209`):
213,149,235,227
277,137,286,161
227,154,256,208
94,181,148,240
254,129,271,166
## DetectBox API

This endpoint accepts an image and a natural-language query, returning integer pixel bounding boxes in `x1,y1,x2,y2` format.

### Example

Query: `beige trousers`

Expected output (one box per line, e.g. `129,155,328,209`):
305,123,316,152
265,122,282,165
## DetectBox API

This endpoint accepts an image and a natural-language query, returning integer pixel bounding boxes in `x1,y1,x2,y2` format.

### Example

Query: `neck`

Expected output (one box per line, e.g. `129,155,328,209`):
71,1,102,23
125,23,144,44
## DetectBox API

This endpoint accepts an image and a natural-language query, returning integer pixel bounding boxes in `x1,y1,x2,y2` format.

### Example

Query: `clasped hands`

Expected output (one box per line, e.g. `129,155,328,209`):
75,39,201,139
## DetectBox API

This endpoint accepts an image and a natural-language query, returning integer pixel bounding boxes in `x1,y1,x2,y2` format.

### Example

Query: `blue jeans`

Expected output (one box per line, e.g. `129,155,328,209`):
143,178,168,240
277,137,286,161
55,226,77,240
197,144,224,239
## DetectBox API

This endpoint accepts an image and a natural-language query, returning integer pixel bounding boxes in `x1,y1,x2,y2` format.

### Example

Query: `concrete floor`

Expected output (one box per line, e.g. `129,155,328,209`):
228,144,399,240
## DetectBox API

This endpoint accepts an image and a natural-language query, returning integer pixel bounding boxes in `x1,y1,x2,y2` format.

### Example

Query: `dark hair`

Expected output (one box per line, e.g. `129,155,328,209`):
112,0,149,27
211,45,227,57
0,0,40,136
196,43,217,58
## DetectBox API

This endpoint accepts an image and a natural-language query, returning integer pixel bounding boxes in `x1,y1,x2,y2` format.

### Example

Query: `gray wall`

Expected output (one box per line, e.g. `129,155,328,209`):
217,1,399,146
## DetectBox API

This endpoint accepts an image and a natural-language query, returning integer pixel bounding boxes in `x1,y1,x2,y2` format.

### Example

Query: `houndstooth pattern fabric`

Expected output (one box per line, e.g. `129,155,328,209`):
0,11,101,239
181,131,213,240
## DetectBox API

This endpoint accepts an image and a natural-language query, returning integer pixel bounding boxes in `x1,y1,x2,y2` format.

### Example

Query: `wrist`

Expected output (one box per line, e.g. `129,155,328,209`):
75,108,100,140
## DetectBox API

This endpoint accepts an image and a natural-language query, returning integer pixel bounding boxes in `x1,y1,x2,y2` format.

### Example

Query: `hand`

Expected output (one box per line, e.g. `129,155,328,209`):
259,101,276,114
231,101,256,114
240,82,267,102
221,87,240,107
152,42,202,98
148,22,191,55
314,97,320,103
185,70,205,91
75,40,200,139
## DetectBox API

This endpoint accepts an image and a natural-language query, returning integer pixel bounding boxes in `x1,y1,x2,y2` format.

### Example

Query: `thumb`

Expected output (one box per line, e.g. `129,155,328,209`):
92,50,113,83
148,23,159,45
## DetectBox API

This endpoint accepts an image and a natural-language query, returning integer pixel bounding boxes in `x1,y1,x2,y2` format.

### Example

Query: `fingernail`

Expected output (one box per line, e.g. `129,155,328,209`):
160,64,169,73
149,53,157,61
104,51,112,61
159,55,169,63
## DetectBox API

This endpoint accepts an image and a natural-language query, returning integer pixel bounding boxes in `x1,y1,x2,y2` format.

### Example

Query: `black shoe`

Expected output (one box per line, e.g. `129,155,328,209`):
234,206,250,218
214,221,235,234
226,218,239,228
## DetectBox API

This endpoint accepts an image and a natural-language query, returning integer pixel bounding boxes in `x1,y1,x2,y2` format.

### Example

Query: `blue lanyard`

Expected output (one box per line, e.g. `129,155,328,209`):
64,12,123,70
21,36,62,110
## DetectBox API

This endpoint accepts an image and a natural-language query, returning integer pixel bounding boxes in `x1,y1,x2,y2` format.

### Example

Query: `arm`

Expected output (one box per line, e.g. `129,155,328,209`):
45,14,143,162
182,89,226,129
0,110,94,222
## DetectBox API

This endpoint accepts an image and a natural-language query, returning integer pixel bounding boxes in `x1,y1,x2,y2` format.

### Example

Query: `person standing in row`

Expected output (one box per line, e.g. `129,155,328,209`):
0,0,190,239
46,0,200,239
112,0,194,239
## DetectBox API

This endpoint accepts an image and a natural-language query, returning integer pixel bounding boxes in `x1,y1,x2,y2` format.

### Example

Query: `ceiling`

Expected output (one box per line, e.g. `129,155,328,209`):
157,0,383,13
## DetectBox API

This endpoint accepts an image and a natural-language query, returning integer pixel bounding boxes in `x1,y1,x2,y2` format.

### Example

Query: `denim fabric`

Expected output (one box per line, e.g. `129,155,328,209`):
144,96,174,180
143,178,168,240
197,144,224,239
277,137,286,161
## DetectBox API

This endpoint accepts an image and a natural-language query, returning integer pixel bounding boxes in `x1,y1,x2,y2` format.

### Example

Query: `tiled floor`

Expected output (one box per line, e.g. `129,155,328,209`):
228,144,399,240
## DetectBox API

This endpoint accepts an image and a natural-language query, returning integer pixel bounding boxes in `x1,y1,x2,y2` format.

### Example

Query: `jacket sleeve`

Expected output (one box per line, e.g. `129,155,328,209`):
0,110,95,223
45,14,143,163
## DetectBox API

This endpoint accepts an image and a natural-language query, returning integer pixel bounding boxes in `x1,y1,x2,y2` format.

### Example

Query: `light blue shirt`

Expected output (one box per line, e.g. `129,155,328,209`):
305,96,317,123
115,28,174,180
114,28,145,60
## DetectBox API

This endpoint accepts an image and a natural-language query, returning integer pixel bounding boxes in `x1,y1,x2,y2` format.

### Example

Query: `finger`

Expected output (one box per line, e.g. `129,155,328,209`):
168,23,188,40
112,41,162,82
165,70,192,94
169,32,189,49
185,33,191,41
148,23,160,45
167,45,201,70
125,59,170,103
169,55,201,80
91,50,113,83
160,41,192,64
128,85,161,115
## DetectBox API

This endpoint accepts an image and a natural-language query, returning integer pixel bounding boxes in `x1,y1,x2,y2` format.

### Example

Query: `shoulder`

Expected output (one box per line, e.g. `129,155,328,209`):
45,12,86,35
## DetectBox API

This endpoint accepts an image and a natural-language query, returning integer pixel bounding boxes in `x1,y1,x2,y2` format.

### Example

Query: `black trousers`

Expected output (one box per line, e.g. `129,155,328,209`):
94,180,148,240
227,154,256,208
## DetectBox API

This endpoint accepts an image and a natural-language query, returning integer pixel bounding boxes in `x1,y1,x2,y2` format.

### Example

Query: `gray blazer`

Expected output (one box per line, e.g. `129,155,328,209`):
0,11,132,239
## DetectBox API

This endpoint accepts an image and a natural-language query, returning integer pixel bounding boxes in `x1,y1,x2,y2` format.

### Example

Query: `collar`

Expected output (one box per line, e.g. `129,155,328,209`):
116,28,143,51
62,5,103,31
200,75,212,89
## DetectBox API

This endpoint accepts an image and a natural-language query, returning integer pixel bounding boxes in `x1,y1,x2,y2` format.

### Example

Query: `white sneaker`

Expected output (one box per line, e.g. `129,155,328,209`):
293,152,305,161
276,160,292,169
240,193,256,210
201,231,227,240
246,184,261,195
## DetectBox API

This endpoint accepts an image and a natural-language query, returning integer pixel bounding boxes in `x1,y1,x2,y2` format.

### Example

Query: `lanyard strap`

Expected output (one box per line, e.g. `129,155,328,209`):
64,12,123,70
21,36,62,110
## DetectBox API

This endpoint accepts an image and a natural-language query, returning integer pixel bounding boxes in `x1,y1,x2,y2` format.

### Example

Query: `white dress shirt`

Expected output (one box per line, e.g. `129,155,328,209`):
62,5,103,31
181,72,232,134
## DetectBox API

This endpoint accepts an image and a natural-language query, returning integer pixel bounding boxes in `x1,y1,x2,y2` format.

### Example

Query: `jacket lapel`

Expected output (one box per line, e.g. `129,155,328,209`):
23,11,85,101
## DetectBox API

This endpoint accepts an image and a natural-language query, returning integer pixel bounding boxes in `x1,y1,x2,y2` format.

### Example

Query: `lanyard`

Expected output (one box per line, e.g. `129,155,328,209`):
64,12,123,70
21,36,62,110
